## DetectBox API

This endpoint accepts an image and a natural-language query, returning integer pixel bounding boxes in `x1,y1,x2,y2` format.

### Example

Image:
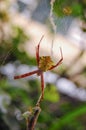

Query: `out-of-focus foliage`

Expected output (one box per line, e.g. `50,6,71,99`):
53,0,86,20
0,0,86,130
44,84,60,102
0,1,37,130
50,104,86,130
53,0,86,32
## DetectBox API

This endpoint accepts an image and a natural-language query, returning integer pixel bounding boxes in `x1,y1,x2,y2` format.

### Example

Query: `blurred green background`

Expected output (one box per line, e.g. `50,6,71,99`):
0,0,86,130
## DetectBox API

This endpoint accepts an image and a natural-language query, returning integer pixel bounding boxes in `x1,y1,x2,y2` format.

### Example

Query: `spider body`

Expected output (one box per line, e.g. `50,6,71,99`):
14,36,63,99
38,56,54,72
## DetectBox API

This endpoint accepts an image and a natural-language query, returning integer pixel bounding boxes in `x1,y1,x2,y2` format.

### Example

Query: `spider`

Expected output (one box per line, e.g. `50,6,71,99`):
14,36,63,99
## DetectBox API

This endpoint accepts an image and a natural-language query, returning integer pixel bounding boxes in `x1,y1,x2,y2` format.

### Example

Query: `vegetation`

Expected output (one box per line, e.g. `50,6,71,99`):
0,0,86,130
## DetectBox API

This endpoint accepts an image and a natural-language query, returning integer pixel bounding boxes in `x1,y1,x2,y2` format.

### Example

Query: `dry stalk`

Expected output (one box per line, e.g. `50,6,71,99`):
26,94,43,130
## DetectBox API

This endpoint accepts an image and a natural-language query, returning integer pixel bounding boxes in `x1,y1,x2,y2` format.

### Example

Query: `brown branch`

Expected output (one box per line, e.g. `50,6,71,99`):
26,94,43,130
26,106,41,130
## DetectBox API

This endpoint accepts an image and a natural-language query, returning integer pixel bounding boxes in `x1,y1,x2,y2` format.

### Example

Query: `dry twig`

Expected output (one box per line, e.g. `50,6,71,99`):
24,94,43,130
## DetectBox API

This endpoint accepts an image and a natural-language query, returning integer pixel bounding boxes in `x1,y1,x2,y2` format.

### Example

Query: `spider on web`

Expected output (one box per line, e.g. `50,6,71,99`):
14,36,63,99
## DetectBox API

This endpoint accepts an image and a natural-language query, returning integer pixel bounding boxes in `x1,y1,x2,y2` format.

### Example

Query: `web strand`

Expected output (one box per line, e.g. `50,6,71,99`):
50,0,56,34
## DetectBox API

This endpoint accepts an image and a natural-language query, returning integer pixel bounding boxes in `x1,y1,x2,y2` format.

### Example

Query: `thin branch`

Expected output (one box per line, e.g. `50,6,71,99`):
26,94,43,130
26,106,41,130
36,94,43,106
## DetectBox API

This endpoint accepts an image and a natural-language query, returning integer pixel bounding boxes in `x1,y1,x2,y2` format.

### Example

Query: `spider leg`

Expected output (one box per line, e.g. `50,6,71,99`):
49,47,63,70
36,35,44,65
40,73,44,99
14,70,39,79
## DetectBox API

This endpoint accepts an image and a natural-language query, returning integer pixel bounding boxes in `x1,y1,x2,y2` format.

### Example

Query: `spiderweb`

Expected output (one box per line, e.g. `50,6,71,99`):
0,0,72,79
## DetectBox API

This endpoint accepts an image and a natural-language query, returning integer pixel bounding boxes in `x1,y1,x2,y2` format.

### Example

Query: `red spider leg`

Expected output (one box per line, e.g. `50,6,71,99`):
36,35,44,65
40,72,44,99
49,47,63,70
14,70,39,79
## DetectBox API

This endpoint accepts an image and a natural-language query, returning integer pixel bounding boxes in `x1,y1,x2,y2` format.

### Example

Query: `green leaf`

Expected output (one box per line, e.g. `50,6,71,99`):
72,3,83,16
44,85,59,103
50,104,86,130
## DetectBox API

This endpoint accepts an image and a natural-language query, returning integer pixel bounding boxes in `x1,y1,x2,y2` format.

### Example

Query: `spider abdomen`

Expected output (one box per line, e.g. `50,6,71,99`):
38,56,54,71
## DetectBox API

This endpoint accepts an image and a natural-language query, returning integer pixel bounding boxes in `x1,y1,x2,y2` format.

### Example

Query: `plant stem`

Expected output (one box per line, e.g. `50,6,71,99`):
26,94,43,130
